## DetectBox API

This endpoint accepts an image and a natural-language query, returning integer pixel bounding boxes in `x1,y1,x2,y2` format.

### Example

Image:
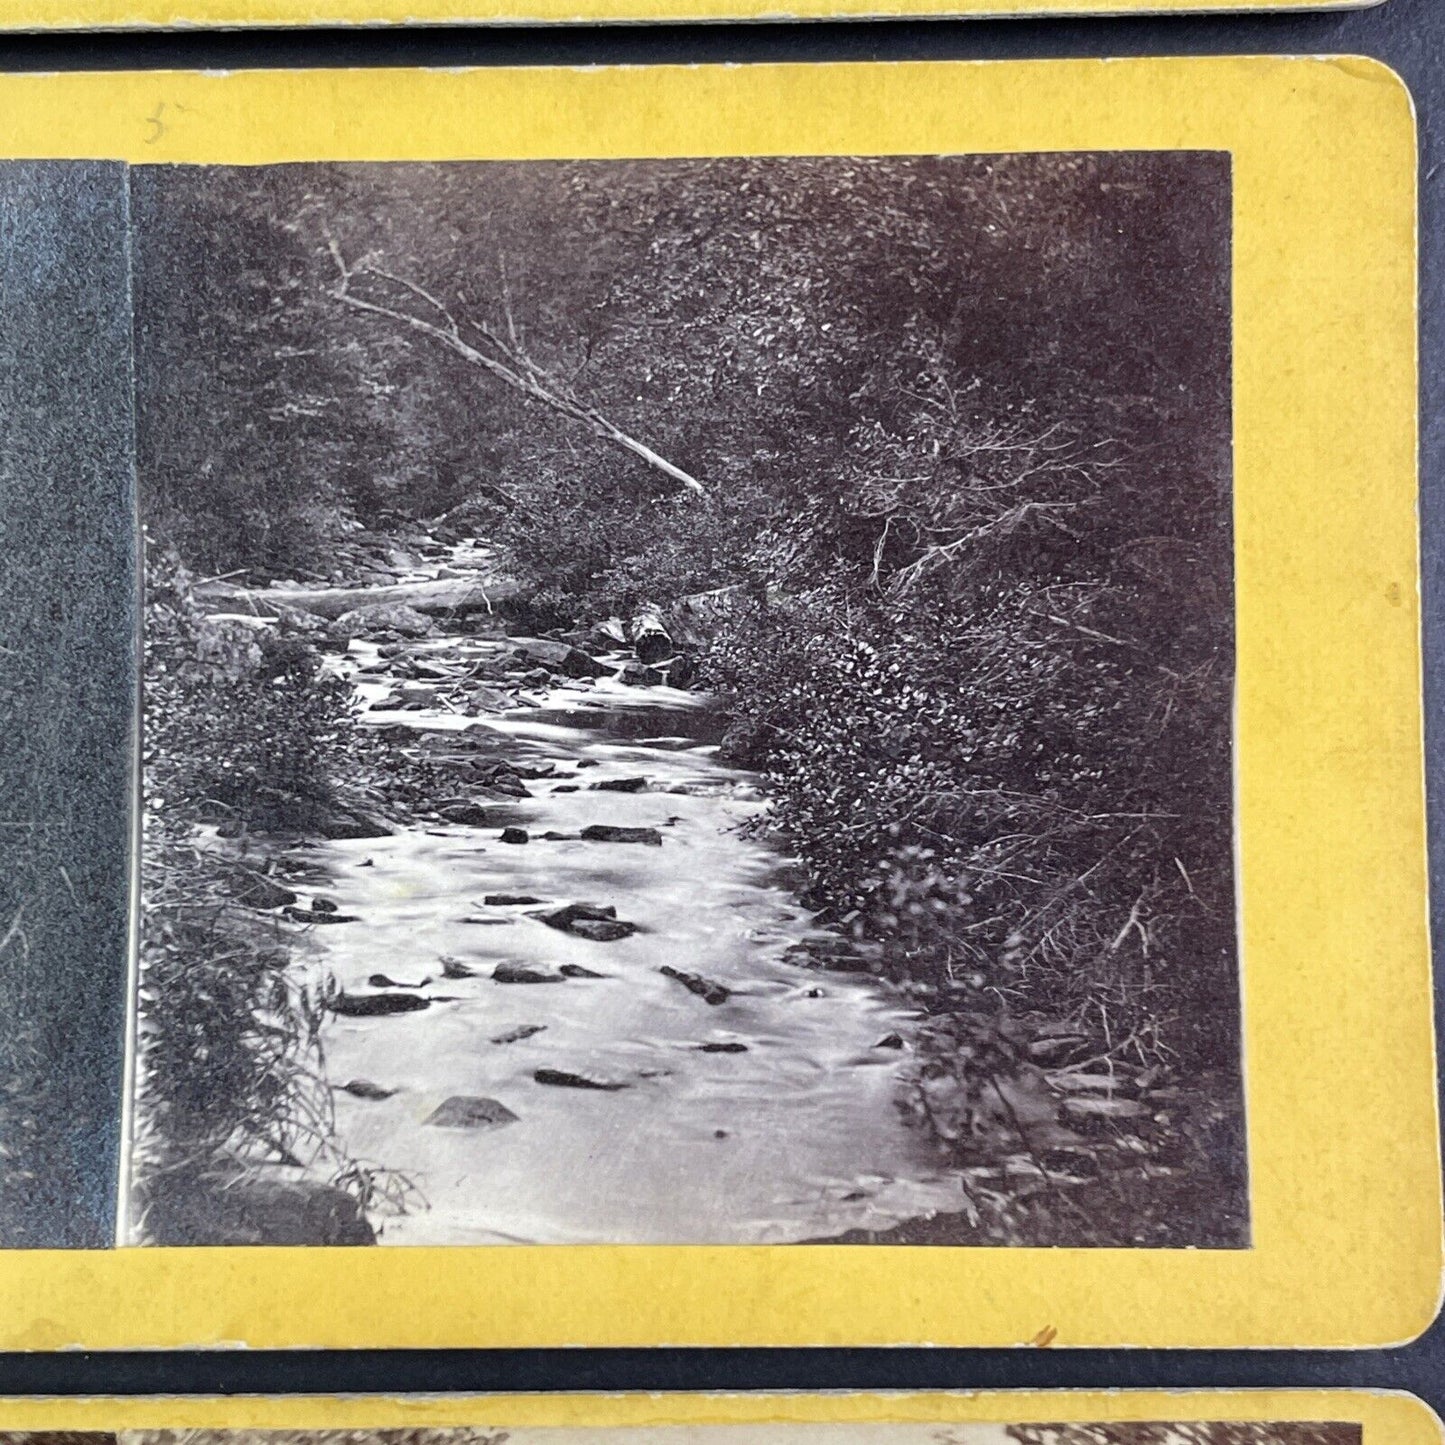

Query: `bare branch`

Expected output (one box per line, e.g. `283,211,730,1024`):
327,250,706,496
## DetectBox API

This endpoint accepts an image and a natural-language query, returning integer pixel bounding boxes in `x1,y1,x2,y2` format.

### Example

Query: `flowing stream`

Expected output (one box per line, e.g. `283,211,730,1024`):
286,548,967,1245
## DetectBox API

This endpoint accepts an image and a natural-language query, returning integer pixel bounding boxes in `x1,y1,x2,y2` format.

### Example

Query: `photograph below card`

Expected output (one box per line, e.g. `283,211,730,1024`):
0,1394,1434,1445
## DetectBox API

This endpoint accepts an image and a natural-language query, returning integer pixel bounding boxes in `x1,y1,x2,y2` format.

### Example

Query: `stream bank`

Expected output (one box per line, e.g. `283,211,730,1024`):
155,526,1244,1250
208,533,975,1245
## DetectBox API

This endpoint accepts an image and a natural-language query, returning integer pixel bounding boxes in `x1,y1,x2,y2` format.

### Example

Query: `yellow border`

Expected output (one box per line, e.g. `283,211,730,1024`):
0,57,1435,1351
0,0,1388,33
0,1393,1434,1439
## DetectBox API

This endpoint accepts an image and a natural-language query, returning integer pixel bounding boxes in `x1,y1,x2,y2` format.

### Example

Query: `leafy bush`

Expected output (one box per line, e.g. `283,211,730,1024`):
144,547,358,828
478,461,778,625
133,546,412,1240
701,407,1234,1068
129,831,338,1236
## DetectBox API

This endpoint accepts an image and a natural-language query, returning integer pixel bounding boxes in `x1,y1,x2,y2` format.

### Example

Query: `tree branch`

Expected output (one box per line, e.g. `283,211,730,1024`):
327,248,706,496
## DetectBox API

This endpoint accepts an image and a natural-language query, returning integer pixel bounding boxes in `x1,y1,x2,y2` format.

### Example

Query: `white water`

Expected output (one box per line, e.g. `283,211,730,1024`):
292,561,967,1245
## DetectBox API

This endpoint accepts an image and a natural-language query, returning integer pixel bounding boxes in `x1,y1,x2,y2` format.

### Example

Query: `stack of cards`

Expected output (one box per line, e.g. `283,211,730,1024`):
0,8,1437,1444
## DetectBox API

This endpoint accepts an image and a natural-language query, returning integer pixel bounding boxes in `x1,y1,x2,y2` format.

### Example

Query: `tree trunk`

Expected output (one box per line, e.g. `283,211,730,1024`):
628,609,673,664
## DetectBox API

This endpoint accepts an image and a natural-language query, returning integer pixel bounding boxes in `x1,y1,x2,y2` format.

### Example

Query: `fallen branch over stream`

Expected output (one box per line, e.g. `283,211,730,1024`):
200,574,522,622
326,241,708,497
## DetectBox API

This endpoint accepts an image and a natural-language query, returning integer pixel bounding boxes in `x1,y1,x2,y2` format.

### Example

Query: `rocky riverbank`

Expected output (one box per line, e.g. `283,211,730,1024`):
146,523,1241,1249
167,528,952,1244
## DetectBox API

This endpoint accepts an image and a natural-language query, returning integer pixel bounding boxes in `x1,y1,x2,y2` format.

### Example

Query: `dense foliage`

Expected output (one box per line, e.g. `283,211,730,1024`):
134,551,408,1240
136,153,1238,1205
145,550,359,824
702,402,1234,1065
135,153,1228,579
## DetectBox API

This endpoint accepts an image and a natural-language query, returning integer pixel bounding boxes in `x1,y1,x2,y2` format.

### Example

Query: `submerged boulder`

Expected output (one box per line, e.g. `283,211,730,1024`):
283,905,360,925
491,1023,548,1044
580,824,662,846
585,617,628,651
665,653,701,688
534,1067,630,1091
331,602,434,640
660,965,731,1005
569,918,637,942
618,661,663,687
315,805,395,841
424,1095,519,1130
438,955,481,979
533,901,640,942
515,638,608,679
468,684,517,713
481,773,531,800
438,801,505,827
330,991,431,1017
535,901,614,927
493,961,564,984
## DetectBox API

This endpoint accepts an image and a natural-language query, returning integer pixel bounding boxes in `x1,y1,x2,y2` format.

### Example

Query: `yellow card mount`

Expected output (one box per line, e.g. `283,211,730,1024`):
0,1393,1437,1445
0,57,1435,1351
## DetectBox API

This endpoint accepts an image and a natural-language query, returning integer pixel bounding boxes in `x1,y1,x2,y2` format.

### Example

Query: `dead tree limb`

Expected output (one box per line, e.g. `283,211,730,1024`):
201,574,517,621
326,242,706,497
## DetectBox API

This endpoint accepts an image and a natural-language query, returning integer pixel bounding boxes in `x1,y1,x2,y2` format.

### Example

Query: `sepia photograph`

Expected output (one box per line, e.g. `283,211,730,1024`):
122,152,1243,1250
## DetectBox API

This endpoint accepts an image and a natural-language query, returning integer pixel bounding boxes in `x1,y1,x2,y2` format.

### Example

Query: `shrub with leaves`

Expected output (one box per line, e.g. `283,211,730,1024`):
144,546,358,830
128,833,343,1240
703,402,1234,1076
133,545,412,1242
